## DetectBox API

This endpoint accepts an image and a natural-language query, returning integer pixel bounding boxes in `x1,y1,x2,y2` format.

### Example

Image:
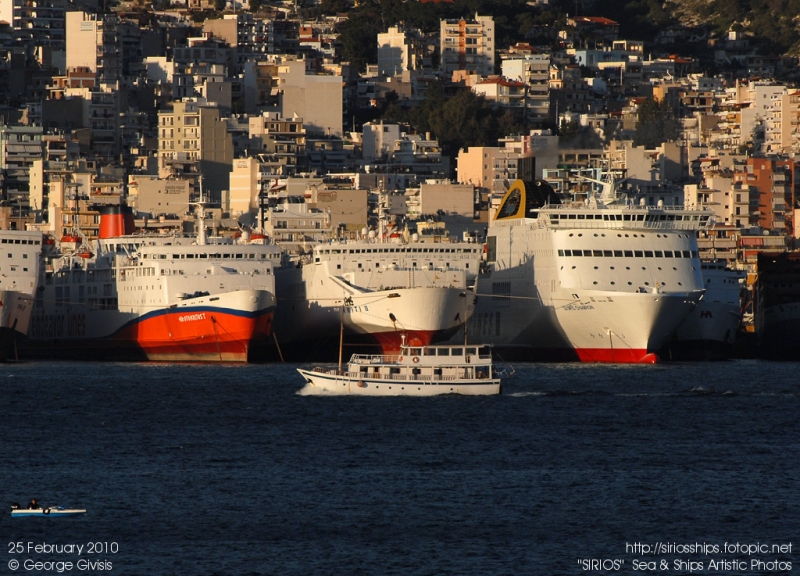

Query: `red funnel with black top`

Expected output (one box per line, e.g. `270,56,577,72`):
99,205,135,239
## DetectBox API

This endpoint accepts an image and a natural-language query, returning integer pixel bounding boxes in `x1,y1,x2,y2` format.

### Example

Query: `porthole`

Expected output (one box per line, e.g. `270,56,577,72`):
657,267,662,270
572,266,576,269
626,266,630,270
628,281,633,285
610,266,615,270
644,282,650,286
678,282,682,286
594,266,599,270
642,267,646,270
610,281,615,285
593,281,598,285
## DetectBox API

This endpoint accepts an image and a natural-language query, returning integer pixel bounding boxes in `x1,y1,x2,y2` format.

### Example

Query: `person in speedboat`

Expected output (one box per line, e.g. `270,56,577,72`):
27,498,40,509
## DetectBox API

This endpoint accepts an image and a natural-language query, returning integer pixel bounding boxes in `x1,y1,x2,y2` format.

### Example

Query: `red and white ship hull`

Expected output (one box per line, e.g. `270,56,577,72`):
474,178,711,363
28,289,276,362
272,240,482,360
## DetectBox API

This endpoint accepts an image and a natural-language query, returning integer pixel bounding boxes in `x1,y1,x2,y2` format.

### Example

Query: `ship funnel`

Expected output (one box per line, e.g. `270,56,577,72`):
99,205,135,239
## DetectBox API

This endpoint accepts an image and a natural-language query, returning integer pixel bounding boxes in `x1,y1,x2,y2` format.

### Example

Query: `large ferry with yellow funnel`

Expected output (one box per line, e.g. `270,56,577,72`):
24,206,281,362
470,178,712,363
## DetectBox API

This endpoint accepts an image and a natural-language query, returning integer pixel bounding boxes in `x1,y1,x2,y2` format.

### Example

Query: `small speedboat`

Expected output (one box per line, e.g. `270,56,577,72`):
11,505,86,517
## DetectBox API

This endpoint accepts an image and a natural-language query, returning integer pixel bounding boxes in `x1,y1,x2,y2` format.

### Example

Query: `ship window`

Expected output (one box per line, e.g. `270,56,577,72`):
558,249,564,256
603,250,612,257
424,348,436,356
577,214,585,220
691,251,698,257
466,348,477,355
451,348,462,356
644,251,653,257
655,251,663,257
410,348,422,355
614,250,622,257
664,250,673,257
634,251,643,257
593,250,602,257
437,348,449,356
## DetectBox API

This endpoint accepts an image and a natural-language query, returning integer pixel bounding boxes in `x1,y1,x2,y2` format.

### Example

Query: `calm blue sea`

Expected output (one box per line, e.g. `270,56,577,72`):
1,360,798,576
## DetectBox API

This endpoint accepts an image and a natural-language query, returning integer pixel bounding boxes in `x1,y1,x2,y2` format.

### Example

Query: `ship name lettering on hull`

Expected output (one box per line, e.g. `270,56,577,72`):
30,313,86,339
179,313,207,322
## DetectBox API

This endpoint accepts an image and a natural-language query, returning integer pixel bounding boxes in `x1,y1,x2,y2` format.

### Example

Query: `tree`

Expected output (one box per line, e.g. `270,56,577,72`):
634,97,680,149
336,11,383,72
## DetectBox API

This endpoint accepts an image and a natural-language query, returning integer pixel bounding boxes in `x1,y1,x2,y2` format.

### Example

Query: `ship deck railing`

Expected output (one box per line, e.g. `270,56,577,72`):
310,368,491,382
538,204,713,231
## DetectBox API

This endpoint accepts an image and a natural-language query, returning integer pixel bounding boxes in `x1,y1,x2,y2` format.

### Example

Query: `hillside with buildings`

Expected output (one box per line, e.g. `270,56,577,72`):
0,0,799,272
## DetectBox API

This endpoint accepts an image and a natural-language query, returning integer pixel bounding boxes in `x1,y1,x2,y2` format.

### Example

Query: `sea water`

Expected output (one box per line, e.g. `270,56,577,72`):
1,360,798,575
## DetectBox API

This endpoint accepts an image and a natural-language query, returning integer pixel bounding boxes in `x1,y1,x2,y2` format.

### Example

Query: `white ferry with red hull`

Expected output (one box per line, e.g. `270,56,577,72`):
0,230,42,360
272,239,483,360
24,208,281,363
472,178,711,363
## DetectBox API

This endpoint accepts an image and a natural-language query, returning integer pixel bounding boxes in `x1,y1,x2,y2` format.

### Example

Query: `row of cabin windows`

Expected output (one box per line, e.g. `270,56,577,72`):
142,253,263,260
550,213,710,223
421,347,479,356
1,238,39,245
319,247,478,255
558,249,698,258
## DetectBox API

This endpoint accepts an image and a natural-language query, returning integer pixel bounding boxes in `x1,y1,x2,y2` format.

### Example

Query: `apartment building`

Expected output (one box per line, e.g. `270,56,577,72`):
157,99,234,200
8,0,66,50
440,15,495,78
377,25,431,77
248,111,307,175
733,157,798,237
501,50,551,124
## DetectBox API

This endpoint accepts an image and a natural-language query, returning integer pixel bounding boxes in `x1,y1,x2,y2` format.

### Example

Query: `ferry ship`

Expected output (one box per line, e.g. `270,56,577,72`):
0,230,42,360
272,235,483,361
470,178,712,363
754,251,800,360
24,207,281,362
661,259,746,360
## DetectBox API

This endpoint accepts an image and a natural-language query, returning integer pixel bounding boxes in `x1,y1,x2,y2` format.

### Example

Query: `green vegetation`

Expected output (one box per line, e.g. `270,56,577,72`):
634,97,681,148
380,81,526,161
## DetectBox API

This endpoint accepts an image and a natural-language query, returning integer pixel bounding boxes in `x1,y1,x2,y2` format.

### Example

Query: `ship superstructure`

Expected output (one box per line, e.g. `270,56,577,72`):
0,229,43,359
25,208,281,362
471,178,712,363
